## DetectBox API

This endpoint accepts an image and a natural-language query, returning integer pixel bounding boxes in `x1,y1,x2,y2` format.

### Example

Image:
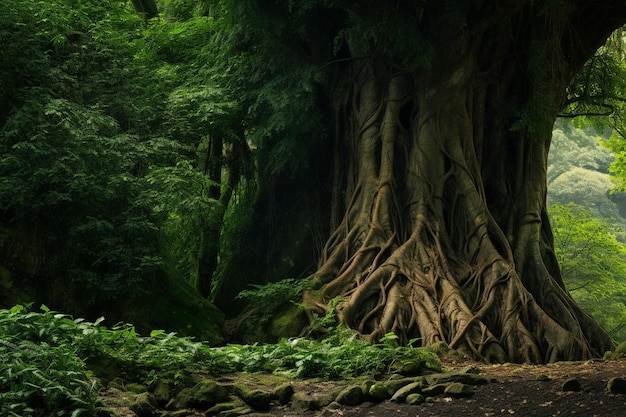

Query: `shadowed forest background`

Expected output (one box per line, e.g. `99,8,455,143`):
4,0,626,360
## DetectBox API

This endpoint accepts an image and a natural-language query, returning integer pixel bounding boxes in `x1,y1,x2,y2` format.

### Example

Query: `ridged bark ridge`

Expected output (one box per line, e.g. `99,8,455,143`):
304,4,626,362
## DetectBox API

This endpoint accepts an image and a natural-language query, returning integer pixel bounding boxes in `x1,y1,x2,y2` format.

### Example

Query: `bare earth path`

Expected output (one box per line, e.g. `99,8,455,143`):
332,360,626,417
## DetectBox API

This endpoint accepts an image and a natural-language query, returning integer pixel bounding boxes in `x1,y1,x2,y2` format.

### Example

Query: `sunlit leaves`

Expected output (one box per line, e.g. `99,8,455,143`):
550,168,619,219
165,85,238,146
550,203,626,340
548,121,626,340
548,122,613,183
548,122,624,229
565,27,626,193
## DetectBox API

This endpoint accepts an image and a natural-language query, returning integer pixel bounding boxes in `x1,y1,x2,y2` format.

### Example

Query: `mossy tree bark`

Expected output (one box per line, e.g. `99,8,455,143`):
304,3,625,363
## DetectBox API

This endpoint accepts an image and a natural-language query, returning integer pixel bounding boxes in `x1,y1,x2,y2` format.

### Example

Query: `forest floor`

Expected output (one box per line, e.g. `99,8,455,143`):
103,358,626,416
317,358,626,417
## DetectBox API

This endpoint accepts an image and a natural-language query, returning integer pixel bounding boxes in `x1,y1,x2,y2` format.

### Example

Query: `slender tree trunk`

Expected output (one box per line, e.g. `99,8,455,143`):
196,134,250,298
194,137,224,297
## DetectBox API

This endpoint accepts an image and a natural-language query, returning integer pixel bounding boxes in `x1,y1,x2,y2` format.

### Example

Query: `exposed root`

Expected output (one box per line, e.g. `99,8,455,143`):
303,55,614,363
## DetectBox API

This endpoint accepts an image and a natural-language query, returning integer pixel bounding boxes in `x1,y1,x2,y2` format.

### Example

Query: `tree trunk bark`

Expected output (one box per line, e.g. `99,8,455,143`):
304,9,618,362
197,133,250,298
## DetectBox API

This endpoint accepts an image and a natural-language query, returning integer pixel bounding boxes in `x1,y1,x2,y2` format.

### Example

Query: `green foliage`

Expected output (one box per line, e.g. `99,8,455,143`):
0,0,164,309
550,204,626,283
206,334,441,380
335,4,431,70
0,96,166,301
235,278,308,331
562,28,626,123
550,168,619,218
159,0,212,21
307,295,344,335
133,8,253,290
0,304,441,415
549,203,626,341
211,2,332,177
0,305,104,416
548,121,626,235
548,121,613,183
142,160,221,279
0,0,249,318
0,305,212,388
564,28,626,193
548,120,626,342
236,278,307,310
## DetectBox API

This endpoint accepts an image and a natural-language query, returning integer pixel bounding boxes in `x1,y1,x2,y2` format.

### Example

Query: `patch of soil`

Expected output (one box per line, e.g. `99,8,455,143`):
337,359,626,417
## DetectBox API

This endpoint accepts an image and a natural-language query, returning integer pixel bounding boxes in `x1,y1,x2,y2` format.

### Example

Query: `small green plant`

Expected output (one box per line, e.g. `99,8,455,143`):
378,332,400,347
235,278,309,330
306,296,345,336
236,278,308,310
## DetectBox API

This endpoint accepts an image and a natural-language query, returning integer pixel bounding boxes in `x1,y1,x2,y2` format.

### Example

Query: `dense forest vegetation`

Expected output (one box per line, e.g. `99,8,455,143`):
3,0,626,364
0,0,231,341
6,0,626,414
548,124,626,342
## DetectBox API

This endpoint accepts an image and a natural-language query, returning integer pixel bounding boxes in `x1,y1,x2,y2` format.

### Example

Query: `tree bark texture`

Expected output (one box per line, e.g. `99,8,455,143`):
304,2,626,363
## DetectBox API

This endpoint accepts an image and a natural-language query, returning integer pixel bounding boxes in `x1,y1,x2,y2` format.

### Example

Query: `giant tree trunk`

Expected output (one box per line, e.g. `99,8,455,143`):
304,5,623,363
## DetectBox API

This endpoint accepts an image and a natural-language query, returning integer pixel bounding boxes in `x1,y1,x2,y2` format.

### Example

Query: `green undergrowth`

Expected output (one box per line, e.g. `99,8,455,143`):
0,304,441,416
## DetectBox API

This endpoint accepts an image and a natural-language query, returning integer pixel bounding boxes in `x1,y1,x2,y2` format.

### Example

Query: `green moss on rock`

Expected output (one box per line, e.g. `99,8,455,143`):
233,383,273,411
125,383,147,394
206,396,248,415
153,379,171,406
241,304,307,343
176,380,230,408
129,392,157,417
335,385,364,406
367,382,388,402
267,305,307,339
273,383,294,405
406,393,425,405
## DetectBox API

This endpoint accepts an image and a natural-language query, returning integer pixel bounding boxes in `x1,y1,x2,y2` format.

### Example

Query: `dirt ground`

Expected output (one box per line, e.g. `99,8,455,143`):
324,359,626,417
103,359,626,416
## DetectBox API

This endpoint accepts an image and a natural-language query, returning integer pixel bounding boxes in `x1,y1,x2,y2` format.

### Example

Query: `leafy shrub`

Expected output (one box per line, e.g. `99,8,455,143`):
0,305,104,416
203,333,440,380
235,278,309,330
0,304,442,417
237,278,307,309
0,98,166,304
